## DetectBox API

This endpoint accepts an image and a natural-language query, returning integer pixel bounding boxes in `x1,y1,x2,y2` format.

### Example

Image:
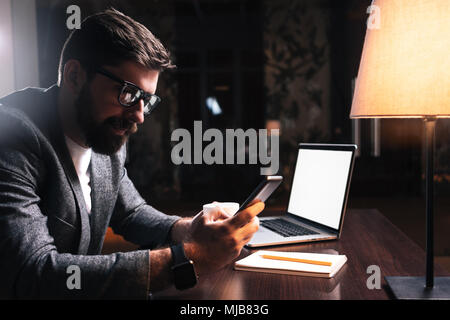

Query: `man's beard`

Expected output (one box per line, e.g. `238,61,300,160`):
75,84,138,155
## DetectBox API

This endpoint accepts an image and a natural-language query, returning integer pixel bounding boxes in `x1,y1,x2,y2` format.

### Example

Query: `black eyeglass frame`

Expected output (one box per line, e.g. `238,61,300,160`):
95,68,161,115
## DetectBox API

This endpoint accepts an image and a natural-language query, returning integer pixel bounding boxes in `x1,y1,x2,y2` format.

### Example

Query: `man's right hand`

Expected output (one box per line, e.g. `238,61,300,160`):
184,201,264,276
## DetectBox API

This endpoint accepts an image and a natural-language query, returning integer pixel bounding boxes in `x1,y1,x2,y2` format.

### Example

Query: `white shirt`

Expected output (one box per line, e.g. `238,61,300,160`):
64,135,92,214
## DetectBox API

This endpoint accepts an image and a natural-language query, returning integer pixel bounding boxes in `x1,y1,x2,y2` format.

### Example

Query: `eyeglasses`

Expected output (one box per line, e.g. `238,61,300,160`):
95,68,161,115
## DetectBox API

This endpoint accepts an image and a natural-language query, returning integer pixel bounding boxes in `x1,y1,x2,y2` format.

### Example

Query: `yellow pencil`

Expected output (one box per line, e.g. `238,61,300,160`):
261,254,332,267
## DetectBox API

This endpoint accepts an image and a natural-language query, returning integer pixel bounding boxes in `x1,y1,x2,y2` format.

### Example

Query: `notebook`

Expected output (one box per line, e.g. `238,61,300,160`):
234,250,347,278
246,143,357,247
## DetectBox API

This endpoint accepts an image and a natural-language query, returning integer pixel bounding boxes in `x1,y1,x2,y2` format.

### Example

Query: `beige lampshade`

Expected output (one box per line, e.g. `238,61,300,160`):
350,0,450,118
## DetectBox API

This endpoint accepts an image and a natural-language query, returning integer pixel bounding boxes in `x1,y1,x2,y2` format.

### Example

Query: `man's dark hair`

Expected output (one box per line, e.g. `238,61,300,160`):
58,8,174,85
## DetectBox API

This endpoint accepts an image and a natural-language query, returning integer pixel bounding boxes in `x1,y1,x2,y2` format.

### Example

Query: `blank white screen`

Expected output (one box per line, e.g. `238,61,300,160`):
287,149,352,230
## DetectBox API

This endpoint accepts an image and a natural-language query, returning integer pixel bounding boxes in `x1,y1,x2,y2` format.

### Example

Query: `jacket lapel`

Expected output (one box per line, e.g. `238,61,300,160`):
88,152,114,254
53,132,92,254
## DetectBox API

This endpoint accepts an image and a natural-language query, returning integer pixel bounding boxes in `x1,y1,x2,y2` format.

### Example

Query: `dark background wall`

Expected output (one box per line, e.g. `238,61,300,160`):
35,0,450,198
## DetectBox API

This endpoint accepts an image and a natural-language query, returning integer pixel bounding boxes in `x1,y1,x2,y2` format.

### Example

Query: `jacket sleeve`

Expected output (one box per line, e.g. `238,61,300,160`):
108,153,181,249
0,107,151,299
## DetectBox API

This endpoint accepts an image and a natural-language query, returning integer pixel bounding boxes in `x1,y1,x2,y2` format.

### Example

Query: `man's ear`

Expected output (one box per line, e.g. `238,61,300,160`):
62,59,87,95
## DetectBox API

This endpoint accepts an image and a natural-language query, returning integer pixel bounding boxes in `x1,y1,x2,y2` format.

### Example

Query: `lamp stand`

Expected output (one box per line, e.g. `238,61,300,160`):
385,118,450,299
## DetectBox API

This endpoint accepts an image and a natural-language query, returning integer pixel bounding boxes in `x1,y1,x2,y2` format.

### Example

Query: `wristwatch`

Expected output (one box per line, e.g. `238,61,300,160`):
170,243,198,290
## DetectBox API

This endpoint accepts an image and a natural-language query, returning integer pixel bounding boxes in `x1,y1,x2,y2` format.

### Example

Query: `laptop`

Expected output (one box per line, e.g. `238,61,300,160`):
246,143,357,247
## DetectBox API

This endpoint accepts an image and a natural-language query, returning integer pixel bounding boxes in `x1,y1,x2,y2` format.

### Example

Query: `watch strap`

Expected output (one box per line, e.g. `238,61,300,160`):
170,243,188,266
170,243,198,290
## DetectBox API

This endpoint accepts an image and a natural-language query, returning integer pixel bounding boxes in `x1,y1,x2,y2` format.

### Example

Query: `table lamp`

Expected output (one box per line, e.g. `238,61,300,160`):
350,0,450,299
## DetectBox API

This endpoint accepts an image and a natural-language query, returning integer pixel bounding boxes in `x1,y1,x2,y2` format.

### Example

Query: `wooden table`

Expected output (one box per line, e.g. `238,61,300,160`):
153,208,449,300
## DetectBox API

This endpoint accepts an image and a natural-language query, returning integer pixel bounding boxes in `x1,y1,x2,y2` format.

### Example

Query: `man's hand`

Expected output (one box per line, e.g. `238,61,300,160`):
184,201,264,275
150,201,264,293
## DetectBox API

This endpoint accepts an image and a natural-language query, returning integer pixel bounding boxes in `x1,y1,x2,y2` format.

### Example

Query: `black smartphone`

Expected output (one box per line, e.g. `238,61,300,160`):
235,176,283,214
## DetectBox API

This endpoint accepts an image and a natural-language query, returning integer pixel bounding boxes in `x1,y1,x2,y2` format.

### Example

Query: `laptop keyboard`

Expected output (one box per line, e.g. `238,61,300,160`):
261,219,319,238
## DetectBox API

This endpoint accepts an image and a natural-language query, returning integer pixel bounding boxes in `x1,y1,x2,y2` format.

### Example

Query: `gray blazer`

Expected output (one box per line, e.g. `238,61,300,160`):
0,86,180,299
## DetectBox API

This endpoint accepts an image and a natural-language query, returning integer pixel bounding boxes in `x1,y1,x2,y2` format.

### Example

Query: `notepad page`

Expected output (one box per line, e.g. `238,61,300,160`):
235,250,347,274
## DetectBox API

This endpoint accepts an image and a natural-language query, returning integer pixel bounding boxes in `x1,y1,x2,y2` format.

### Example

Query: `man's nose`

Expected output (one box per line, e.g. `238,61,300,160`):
127,99,145,125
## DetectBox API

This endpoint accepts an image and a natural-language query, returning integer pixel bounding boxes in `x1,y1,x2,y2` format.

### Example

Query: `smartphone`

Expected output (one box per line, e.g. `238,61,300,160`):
235,175,283,214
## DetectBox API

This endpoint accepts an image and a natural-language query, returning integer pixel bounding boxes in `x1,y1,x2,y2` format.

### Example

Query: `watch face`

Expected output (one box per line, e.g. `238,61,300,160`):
174,262,197,290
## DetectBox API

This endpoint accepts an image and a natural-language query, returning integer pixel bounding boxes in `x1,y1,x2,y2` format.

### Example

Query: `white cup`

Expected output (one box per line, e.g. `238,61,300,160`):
203,202,240,216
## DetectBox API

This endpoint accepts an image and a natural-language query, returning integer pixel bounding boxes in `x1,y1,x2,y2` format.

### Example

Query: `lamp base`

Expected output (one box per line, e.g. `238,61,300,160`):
385,276,450,300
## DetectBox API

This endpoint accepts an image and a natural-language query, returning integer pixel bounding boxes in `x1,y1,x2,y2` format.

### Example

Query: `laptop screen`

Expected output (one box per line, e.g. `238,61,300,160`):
287,146,354,230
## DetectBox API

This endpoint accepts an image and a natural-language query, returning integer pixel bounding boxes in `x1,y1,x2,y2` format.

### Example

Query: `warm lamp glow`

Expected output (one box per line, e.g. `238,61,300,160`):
350,0,450,118
351,0,450,298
